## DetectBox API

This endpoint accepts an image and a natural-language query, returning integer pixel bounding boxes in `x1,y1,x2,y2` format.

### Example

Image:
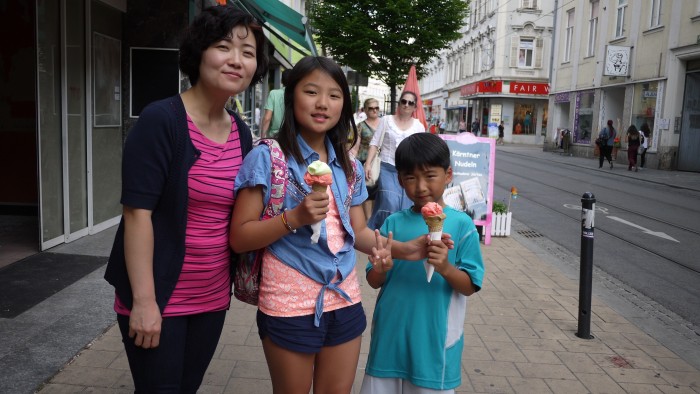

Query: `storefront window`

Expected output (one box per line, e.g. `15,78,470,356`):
513,103,536,135
575,91,594,143
541,104,548,135
632,81,657,147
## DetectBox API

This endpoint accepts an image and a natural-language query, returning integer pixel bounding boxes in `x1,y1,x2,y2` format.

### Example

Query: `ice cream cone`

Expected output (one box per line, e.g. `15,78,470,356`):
312,183,327,193
424,214,446,233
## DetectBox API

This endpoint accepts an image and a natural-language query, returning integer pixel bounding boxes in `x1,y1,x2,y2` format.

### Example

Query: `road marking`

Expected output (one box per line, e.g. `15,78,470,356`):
607,216,680,242
564,204,609,214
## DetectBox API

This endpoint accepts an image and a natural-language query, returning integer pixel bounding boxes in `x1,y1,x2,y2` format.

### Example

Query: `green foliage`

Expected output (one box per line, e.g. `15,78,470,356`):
492,200,508,214
308,0,468,89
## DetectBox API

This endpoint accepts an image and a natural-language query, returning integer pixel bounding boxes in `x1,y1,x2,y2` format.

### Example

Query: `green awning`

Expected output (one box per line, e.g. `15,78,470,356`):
233,0,317,56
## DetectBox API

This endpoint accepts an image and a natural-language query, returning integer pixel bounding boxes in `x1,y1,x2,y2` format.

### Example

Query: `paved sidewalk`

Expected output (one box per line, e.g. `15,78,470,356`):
36,231,700,393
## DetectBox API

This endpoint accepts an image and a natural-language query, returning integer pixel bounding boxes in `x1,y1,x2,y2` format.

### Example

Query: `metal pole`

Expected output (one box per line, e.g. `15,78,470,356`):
576,192,595,339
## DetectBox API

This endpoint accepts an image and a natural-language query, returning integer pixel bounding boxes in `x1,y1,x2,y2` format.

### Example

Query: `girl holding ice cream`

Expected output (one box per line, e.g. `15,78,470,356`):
230,56,446,393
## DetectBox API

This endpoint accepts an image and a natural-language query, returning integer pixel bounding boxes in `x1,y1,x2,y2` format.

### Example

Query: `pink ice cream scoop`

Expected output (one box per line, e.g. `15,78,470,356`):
303,173,333,189
421,202,444,218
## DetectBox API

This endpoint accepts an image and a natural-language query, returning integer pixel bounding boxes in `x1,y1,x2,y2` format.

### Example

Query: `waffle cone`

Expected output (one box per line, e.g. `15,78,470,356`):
424,214,446,232
312,184,328,193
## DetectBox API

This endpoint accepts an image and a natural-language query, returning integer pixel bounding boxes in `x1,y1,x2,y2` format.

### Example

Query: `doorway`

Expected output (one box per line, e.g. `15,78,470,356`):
678,70,700,172
0,0,39,267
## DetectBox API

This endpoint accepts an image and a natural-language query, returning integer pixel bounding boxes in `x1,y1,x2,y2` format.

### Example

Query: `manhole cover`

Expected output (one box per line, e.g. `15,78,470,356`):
517,230,542,238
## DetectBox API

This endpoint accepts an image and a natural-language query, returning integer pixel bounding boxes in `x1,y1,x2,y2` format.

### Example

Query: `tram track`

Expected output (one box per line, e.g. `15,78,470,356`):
493,164,700,275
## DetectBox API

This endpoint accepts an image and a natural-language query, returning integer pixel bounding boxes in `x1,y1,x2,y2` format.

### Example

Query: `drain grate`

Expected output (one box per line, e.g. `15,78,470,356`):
517,230,543,238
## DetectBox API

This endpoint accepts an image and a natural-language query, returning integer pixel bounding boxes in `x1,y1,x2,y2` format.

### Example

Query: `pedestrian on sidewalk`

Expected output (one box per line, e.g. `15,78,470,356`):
364,91,425,230
471,119,480,136
598,119,616,169
260,69,290,138
360,133,485,394
497,120,505,145
103,6,269,393
639,122,650,169
230,56,449,394
626,124,641,171
350,98,381,220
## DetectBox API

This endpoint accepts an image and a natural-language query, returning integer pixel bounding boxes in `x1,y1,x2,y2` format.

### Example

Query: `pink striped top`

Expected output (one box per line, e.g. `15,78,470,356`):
115,114,242,316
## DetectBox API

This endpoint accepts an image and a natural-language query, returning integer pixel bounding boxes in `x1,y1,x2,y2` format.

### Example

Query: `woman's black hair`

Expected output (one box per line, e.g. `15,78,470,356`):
277,56,358,179
179,5,269,86
395,133,451,174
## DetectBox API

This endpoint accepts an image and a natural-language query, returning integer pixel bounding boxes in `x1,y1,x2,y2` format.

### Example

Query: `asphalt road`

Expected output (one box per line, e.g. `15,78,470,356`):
491,147,700,327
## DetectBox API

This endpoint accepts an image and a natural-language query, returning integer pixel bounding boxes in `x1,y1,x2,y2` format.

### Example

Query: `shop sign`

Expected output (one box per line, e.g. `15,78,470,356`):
554,92,570,103
642,91,657,98
604,45,631,76
479,80,502,93
439,133,495,244
460,80,503,97
423,99,433,105
509,82,549,95
460,83,478,96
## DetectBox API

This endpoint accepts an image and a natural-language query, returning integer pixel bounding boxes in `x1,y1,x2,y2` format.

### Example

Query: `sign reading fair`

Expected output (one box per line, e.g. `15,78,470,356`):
439,133,496,245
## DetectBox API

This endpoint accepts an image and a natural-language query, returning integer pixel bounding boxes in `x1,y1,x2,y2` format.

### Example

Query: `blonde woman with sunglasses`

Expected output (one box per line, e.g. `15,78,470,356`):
350,98,382,218
364,91,426,230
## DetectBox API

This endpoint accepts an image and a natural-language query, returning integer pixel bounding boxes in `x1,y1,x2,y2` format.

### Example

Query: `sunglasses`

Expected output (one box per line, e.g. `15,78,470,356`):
400,99,416,107
367,106,380,111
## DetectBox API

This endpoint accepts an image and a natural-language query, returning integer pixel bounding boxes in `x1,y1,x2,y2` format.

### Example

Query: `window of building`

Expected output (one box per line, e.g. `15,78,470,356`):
519,38,534,68
513,103,536,135
564,9,574,62
650,0,663,28
587,1,599,57
575,91,595,143
475,46,481,74
632,81,658,147
522,0,538,10
615,0,627,38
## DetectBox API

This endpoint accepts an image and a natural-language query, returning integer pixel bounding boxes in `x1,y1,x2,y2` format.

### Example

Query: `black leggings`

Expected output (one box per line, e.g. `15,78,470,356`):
640,147,647,168
117,310,226,393
599,145,613,167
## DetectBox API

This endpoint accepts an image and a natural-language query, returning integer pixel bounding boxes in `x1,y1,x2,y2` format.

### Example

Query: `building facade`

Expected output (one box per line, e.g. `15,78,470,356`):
421,0,553,140
0,0,313,252
548,0,700,171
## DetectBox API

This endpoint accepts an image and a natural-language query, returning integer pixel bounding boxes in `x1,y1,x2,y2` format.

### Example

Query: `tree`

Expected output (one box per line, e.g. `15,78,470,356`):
309,0,469,112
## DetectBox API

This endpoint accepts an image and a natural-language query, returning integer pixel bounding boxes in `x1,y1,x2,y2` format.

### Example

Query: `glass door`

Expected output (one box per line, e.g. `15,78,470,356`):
36,0,89,249
36,0,64,249
65,0,89,240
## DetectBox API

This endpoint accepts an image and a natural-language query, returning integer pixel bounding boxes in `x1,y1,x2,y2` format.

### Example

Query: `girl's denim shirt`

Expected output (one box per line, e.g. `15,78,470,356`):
235,134,368,326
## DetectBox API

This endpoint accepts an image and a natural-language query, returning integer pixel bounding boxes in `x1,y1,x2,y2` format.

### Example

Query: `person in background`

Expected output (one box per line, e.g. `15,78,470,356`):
104,6,268,392
364,91,426,230
429,121,438,134
350,98,382,219
458,119,467,133
471,119,480,136
439,118,446,133
497,120,505,145
360,133,484,394
626,124,641,172
639,122,650,169
261,69,290,138
598,119,616,169
230,56,446,394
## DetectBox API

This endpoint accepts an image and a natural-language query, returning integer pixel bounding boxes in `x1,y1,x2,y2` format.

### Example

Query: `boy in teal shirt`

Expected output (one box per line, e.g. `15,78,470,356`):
361,133,485,393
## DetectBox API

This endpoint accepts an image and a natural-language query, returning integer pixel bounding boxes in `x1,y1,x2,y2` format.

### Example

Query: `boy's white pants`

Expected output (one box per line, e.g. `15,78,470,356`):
360,375,455,394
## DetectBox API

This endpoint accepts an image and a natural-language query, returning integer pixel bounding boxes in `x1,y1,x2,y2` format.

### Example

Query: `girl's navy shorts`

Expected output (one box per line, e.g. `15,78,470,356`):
256,302,366,354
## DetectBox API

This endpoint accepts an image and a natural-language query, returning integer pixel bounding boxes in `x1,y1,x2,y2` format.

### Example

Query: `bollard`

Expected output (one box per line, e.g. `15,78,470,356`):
576,192,595,339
